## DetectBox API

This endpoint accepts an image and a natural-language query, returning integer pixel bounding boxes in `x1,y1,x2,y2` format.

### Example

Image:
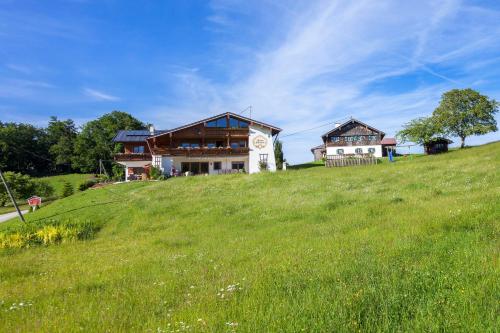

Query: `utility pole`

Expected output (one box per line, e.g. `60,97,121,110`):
0,168,25,222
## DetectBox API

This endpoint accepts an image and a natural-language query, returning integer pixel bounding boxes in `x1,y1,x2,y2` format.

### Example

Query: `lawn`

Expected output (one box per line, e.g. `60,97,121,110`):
0,143,498,332
0,174,93,215
35,173,94,197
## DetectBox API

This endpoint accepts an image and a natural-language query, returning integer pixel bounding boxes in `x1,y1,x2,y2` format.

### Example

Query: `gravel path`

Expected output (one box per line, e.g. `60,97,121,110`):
0,210,28,223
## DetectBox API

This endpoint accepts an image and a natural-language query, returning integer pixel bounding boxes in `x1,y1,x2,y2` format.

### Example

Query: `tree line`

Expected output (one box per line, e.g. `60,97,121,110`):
397,88,498,148
0,111,145,177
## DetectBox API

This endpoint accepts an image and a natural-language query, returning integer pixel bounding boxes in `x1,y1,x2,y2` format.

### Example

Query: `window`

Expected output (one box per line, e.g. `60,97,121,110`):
229,117,249,128
330,136,340,142
180,143,190,148
355,148,363,154
207,142,216,148
232,161,245,170
206,117,227,128
153,155,161,168
230,141,247,148
229,117,239,128
259,154,268,162
345,136,352,142
133,146,145,153
369,135,377,141
213,161,222,170
191,143,200,148
368,148,376,154
337,149,344,155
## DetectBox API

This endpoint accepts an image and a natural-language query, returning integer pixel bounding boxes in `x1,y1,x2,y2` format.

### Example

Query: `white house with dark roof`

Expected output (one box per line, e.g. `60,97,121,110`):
113,112,282,180
319,118,396,158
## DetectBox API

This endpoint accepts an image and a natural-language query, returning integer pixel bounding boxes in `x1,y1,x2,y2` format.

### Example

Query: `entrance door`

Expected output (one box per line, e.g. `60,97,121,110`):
190,162,200,174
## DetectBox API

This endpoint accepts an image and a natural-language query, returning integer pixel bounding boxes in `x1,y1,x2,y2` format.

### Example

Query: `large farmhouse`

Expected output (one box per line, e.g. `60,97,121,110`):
113,112,282,180
318,118,396,158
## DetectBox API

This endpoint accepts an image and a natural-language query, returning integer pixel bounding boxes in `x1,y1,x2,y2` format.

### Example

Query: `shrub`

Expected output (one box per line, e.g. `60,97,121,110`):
258,161,268,171
0,219,102,249
150,166,164,180
78,179,98,191
61,181,74,197
33,180,55,198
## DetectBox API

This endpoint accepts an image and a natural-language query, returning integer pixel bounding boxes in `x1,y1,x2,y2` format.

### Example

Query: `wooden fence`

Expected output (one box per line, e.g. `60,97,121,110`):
325,154,378,167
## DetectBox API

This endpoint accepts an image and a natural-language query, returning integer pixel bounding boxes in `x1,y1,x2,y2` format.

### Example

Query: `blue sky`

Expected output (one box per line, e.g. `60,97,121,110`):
1,0,499,163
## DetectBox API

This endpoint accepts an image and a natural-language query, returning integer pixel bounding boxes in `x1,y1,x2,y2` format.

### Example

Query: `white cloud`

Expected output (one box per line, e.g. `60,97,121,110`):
83,88,120,102
142,0,500,163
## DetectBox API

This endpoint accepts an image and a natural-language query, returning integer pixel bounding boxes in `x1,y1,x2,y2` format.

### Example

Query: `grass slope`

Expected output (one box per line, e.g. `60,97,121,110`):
35,173,93,197
0,174,92,215
0,143,499,332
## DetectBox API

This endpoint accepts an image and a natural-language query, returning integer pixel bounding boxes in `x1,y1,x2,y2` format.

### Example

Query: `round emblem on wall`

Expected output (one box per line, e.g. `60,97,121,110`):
253,135,268,149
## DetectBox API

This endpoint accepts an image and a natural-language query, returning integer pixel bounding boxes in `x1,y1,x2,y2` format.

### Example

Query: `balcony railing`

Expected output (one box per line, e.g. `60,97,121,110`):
115,153,152,161
153,147,250,156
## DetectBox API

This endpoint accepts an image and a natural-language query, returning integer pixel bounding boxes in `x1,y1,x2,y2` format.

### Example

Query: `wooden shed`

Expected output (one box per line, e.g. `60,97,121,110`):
424,138,452,155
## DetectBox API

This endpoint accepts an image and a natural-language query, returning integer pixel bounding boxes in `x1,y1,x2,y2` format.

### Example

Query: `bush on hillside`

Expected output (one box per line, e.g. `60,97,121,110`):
78,179,98,191
0,172,54,206
150,166,165,180
61,181,74,197
0,219,102,249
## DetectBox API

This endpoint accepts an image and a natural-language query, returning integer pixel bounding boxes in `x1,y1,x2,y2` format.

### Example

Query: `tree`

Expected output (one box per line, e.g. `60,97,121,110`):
274,140,285,170
72,111,146,173
46,116,77,172
0,122,51,175
396,117,442,145
61,181,74,198
433,88,498,148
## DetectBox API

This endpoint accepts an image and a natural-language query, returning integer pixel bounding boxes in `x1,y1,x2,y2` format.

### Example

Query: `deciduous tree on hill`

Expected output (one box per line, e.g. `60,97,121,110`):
72,111,146,173
396,117,441,145
433,88,498,148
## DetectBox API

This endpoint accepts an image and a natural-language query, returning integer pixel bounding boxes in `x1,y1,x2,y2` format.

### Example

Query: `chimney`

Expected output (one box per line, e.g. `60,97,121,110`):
149,125,155,135
334,122,341,128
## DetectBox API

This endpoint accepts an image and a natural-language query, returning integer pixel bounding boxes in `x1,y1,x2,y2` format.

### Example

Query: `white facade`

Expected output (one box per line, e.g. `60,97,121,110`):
248,124,277,173
326,144,383,158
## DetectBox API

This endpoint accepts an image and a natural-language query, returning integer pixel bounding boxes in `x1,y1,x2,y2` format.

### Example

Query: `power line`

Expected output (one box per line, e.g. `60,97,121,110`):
279,116,351,140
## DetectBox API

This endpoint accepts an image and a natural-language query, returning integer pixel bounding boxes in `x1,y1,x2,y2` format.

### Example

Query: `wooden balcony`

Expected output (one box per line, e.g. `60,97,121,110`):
114,153,152,161
152,147,250,156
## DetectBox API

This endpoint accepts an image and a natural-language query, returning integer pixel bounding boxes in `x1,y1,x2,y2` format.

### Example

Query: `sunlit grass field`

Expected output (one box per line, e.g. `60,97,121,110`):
0,143,498,332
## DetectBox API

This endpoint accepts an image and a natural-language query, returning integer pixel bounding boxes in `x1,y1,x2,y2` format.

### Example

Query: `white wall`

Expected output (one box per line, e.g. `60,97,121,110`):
326,145,383,158
248,125,277,173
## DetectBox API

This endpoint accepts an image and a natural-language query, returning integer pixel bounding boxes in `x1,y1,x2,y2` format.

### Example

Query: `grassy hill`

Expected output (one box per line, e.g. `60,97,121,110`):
0,143,498,332
0,173,93,215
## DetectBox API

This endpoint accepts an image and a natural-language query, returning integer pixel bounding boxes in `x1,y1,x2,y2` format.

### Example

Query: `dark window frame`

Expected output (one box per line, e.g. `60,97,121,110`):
133,146,145,153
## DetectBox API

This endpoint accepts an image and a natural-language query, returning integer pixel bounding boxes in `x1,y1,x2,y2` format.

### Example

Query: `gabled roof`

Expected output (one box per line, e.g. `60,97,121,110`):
112,129,168,142
427,137,453,144
310,144,326,152
321,118,385,139
380,137,397,145
148,112,282,138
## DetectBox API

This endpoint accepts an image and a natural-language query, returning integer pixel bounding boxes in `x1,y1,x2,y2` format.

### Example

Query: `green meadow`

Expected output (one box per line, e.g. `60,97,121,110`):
0,143,498,332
